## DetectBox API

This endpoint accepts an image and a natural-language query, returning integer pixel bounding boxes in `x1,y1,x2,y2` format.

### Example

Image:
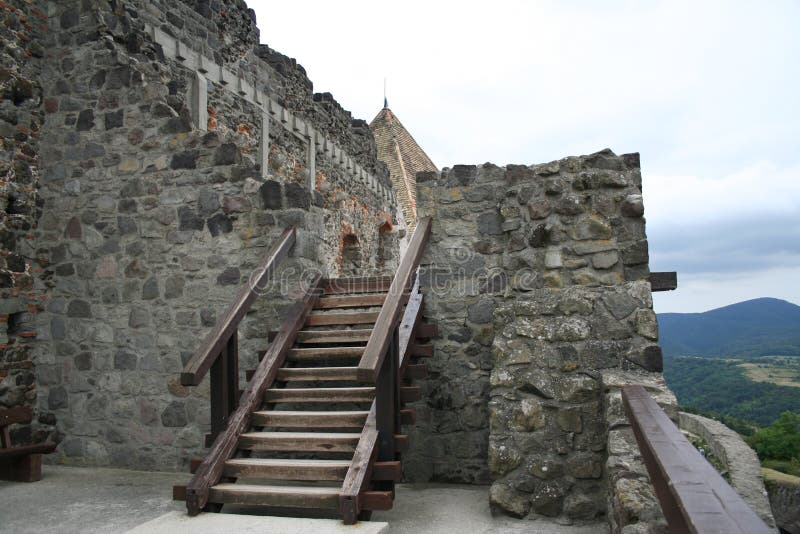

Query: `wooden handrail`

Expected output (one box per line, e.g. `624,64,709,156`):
186,274,322,515
181,227,296,386
339,402,378,524
357,217,431,382
622,385,772,534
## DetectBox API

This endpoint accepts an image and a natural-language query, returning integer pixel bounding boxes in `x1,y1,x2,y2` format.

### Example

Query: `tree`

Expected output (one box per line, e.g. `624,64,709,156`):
747,411,800,461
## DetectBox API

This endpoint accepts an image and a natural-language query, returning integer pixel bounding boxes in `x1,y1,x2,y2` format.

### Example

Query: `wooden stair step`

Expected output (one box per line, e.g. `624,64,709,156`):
294,329,373,344
276,367,360,382
238,432,361,453
305,311,380,326
315,294,409,309
251,410,369,428
321,276,394,295
266,387,375,403
223,458,350,480
208,483,341,509
285,346,364,362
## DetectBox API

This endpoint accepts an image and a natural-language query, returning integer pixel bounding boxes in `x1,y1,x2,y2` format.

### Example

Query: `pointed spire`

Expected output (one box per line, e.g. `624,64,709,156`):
383,78,388,109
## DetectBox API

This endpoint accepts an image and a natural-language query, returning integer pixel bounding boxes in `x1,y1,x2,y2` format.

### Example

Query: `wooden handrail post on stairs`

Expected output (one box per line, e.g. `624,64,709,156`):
185,274,323,515
357,217,431,383
179,227,295,442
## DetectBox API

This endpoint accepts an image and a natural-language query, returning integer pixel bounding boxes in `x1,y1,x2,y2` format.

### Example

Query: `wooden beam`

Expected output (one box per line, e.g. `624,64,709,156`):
184,275,321,516
358,218,431,382
622,385,771,534
181,227,295,386
649,271,677,292
339,404,378,524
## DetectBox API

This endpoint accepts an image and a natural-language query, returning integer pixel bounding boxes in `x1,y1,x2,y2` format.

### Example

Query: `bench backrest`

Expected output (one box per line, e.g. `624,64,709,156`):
0,406,32,428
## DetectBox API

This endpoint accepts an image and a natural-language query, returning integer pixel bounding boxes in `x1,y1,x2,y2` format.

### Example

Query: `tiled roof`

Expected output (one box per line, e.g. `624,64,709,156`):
369,107,438,230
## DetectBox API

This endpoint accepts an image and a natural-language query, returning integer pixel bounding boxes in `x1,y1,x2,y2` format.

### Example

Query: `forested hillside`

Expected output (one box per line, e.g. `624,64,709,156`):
658,298,800,358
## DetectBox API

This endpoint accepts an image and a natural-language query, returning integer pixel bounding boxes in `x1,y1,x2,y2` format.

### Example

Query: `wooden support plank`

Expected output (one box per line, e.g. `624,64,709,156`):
409,344,434,357
238,432,361,453
0,406,32,427
0,453,45,482
251,410,369,428
649,271,678,292
361,491,394,511
339,404,378,524
305,311,380,326
181,227,295,386
184,276,321,516
173,484,187,501
357,218,431,382
397,274,423,375
415,323,438,339
265,387,375,403
400,386,421,403
405,364,429,380
622,385,771,534
372,461,402,482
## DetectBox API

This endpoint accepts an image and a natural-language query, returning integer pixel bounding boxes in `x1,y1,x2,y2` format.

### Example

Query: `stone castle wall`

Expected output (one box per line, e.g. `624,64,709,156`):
411,151,667,522
0,0,49,444
0,0,401,470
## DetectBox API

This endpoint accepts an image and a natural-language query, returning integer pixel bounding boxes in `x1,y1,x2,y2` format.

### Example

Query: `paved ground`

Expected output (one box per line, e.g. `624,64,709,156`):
0,465,608,533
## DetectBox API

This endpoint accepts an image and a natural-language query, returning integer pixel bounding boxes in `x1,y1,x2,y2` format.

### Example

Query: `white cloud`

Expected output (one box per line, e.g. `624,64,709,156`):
247,0,800,311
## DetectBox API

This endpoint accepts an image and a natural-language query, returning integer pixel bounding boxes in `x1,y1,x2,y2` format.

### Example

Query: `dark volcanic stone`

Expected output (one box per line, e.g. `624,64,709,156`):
285,182,310,209
104,109,123,130
48,387,68,409
529,224,550,248
214,143,241,166
178,206,203,231
217,267,240,286
161,401,187,427
206,213,233,236
260,180,282,209
114,351,137,370
66,299,91,318
477,211,504,235
171,150,199,170
76,109,94,131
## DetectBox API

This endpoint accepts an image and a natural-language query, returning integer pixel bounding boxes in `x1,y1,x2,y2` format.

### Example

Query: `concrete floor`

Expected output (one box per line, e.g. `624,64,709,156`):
0,465,608,533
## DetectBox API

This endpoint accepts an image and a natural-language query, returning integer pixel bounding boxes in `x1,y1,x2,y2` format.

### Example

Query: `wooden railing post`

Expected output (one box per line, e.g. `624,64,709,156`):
375,328,400,463
209,330,239,441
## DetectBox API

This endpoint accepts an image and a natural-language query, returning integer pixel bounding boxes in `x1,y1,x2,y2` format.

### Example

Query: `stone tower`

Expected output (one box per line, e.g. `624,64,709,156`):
370,105,438,235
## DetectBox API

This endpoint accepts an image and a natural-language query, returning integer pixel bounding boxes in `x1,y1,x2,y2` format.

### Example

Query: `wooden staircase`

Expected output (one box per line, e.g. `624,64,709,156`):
174,219,433,523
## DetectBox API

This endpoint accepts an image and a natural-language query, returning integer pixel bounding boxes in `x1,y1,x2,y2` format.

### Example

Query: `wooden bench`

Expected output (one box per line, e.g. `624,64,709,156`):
0,406,56,482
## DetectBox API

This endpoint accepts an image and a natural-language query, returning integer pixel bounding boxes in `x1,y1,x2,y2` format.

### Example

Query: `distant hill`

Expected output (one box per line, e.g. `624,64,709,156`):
658,298,800,358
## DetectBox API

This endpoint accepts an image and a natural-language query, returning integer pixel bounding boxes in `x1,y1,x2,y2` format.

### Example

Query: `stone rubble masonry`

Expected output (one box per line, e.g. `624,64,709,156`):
0,0,49,446
603,369,673,533
0,0,401,470
678,412,776,529
414,151,669,525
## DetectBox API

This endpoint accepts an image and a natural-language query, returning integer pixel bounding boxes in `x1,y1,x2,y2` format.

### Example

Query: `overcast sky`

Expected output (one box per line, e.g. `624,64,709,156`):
250,0,800,313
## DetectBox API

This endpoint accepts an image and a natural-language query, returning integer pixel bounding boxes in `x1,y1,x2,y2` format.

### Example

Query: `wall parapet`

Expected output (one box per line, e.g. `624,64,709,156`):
678,412,776,529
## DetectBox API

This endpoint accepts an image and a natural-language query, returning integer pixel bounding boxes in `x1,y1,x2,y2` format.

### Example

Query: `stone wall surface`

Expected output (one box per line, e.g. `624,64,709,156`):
678,412,776,529
603,370,673,533
412,151,668,523
6,0,400,470
764,471,800,534
0,0,49,444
